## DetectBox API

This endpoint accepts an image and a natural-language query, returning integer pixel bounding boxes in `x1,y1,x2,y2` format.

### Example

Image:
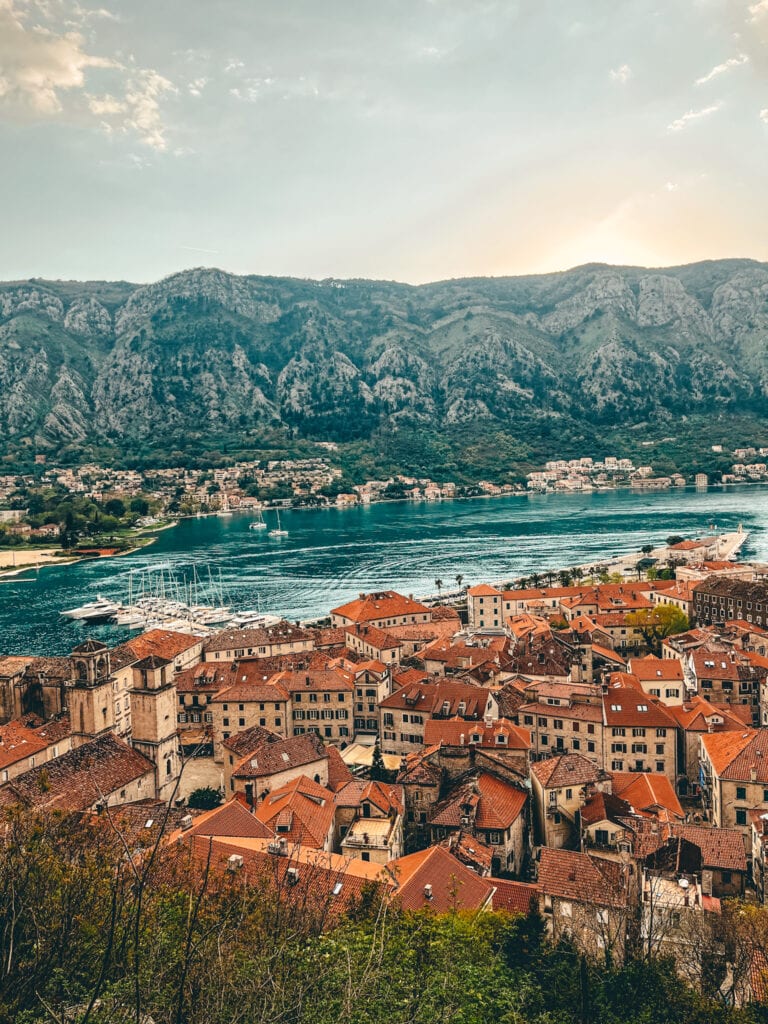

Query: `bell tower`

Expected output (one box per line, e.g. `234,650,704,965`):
130,655,180,800
67,639,116,747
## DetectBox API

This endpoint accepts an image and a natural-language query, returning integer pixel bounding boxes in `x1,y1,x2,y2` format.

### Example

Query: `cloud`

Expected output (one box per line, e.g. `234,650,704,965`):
761,108,768,122
667,101,724,132
87,70,176,149
224,59,244,72
695,54,749,85
188,76,208,97
0,0,117,114
664,181,678,192
610,64,632,84
749,0,768,20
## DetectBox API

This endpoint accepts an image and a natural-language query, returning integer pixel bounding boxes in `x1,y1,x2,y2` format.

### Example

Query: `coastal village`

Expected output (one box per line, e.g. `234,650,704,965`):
5,531,768,998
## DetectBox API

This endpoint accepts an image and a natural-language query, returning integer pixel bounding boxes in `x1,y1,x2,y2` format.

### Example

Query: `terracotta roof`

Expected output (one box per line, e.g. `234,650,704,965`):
232,733,327,780
186,799,274,839
531,753,604,789
390,845,495,912
203,622,314,653
223,724,280,758
125,629,201,662
331,590,431,623
701,728,768,782
396,747,442,787
326,745,355,791
0,720,50,770
392,667,429,688
626,656,684,682
429,772,526,830
468,584,502,597
0,656,34,676
491,878,542,914
344,624,402,650
334,780,404,816
538,848,628,908
611,773,684,819
184,835,388,917
254,775,335,849
581,790,634,826
518,699,603,723
667,696,747,734
0,734,154,810
591,644,627,665
423,717,531,750
380,680,492,716
671,824,746,873
602,676,677,727
277,667,354,693
440,830,494,873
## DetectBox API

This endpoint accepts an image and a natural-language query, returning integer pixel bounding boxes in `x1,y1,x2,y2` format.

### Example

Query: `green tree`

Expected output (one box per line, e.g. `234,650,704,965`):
187,787,222,810
626,606,689,653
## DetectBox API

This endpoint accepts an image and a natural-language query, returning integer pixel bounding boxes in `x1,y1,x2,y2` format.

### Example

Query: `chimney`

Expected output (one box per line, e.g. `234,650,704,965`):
751,765,758,783
424,883,433,900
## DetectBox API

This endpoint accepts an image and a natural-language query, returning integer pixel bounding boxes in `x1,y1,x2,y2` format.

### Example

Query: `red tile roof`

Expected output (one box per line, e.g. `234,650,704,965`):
538,848,628,908
491,878,541,914
423,717,531,750
187,799,274,839
0,734,154,810
125,629,201,662
531,752,604,789
701,728,768,781
254,775,335,849
332,590,431,623
390,846,495,912
611,773,684,819
232,733,328,780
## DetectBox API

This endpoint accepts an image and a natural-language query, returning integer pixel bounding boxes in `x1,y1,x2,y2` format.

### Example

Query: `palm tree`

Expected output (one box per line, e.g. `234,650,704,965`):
455,573,464,591
434,578,443,600
531,572,542,588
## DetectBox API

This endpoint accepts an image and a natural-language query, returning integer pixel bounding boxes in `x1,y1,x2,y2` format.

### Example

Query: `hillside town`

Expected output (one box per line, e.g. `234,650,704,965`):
5,546,768,999
1,439,767,547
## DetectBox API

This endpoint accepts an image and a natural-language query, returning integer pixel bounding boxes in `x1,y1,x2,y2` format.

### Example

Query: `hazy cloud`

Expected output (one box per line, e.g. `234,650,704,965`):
748,0,768,21
760,107,768,122
667,101,724,132
610,64,632,84
0,0,117,114
695,54,748,84
188,76,208,96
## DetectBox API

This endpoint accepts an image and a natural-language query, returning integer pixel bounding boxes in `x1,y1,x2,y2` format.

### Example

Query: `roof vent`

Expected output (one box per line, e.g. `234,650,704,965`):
227,854,244,871
286,866,299,885
180,814,193,831
424,883,433,900
678,877,689,889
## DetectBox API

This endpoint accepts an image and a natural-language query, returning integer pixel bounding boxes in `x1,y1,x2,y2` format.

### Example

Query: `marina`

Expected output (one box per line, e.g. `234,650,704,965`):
1,484,767,656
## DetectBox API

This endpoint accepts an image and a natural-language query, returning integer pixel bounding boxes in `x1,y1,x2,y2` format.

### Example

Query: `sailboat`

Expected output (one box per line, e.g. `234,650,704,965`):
268,509,288,537
249,509,267,531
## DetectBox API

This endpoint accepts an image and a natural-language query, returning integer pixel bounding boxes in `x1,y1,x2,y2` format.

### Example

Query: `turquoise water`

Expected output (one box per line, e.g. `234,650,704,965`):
0,485,765,656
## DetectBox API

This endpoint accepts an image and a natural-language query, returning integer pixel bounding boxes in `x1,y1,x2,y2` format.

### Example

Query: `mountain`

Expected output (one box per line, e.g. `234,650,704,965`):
1,259,767,476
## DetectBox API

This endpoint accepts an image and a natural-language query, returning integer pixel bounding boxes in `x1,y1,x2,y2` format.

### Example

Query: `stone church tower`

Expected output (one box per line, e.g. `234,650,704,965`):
130,654,180,800
67,639,116,748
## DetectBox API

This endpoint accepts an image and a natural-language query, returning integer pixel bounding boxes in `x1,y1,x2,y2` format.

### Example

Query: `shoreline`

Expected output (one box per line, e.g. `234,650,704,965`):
0,520,177,581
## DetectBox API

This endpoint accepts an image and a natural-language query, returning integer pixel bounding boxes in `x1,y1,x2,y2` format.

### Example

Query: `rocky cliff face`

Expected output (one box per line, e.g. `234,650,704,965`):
0,259,767,456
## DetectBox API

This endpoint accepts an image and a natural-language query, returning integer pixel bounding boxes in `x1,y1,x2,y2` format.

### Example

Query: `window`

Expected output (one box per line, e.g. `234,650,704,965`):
722,871,732,885
612,727,626,737
572,740,581,750
524,715,534,726
656,761,665,772
554,719,563,730
632,728,646,737
611,760,623,771
223,717,229,727
737,786,747,800
736,809,747,826
572,722,580,732
587,724,595,735
656,728,667,738
588,741,595,753
541,735,549,746
565,789,572,800
239,718,245,728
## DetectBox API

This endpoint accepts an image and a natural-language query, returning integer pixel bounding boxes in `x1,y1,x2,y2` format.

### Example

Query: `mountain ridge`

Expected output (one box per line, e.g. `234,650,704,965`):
1,258,767,475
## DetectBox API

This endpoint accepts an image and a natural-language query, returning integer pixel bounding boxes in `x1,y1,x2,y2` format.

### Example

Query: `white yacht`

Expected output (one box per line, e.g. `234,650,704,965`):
61,595,121,622
249,510,267,530
268,510,288,537
228,611,282,629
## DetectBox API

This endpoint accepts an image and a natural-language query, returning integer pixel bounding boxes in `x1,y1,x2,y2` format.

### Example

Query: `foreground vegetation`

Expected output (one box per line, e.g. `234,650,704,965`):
2,806,768,1024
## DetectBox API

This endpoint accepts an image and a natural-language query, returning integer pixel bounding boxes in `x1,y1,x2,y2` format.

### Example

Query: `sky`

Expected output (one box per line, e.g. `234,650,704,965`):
0,0,767,284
